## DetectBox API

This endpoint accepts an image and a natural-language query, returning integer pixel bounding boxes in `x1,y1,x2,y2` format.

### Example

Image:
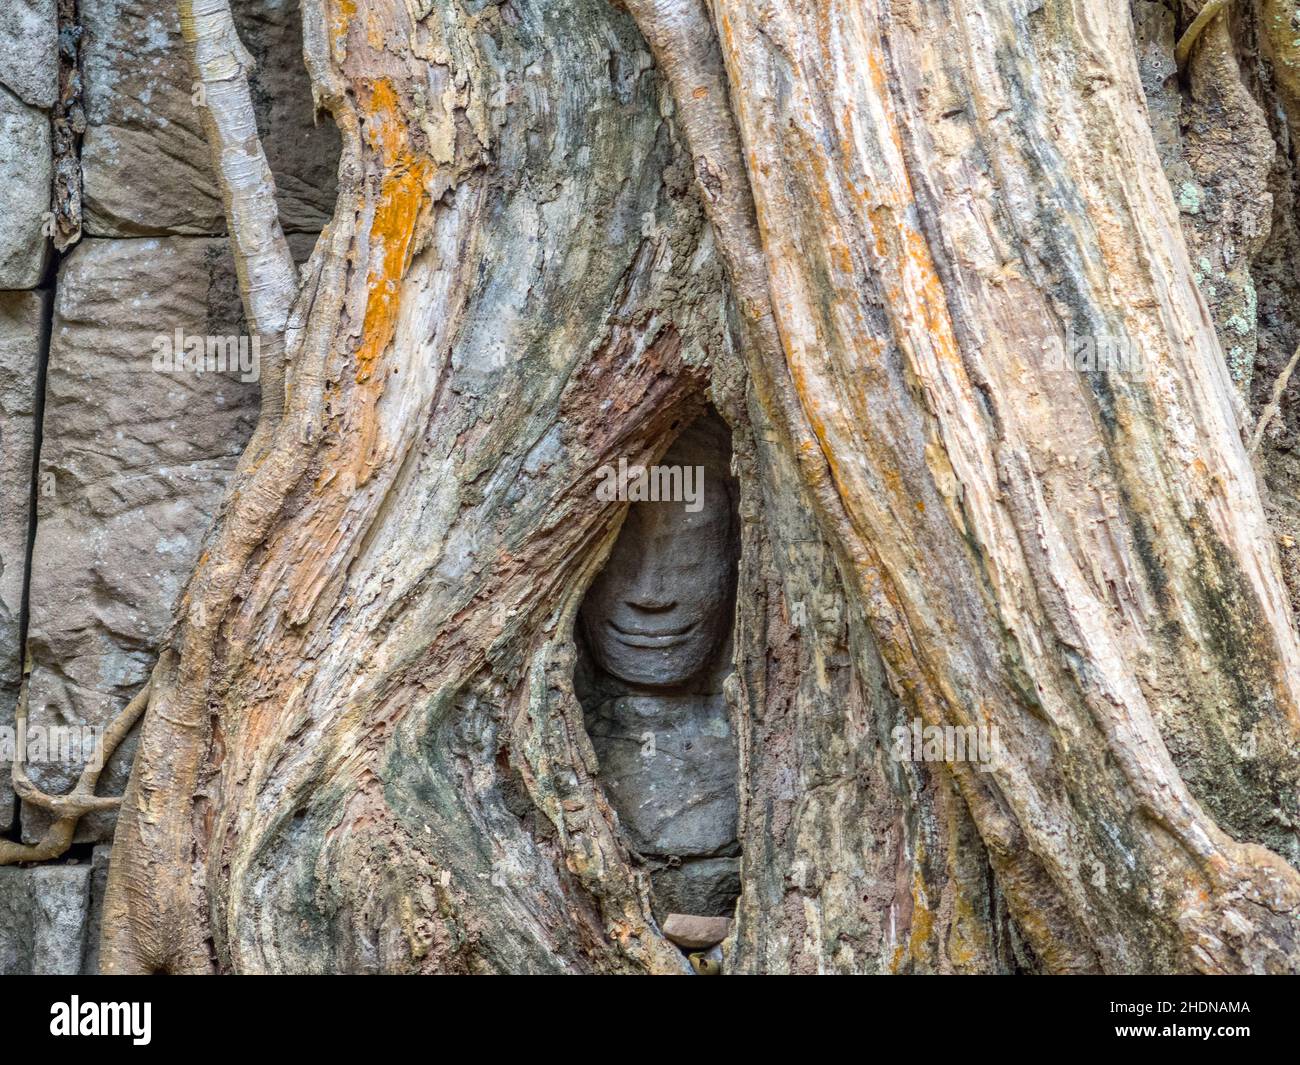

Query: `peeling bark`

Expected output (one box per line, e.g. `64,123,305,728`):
629,0,1300,972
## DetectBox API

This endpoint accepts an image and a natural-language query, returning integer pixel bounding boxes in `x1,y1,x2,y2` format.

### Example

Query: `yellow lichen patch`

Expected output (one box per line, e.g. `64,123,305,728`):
947,887,982,971
865,42,889,97
366,7,384,51
331,0,357,48
355,165,427,383
889,836,936,973
353,79,431,385
362,79,414,170
904,889,935,967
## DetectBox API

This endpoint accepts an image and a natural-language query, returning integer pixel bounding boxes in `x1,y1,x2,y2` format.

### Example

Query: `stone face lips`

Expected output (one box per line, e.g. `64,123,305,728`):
0,290,47,833
81,0,338,237
21,236,259,842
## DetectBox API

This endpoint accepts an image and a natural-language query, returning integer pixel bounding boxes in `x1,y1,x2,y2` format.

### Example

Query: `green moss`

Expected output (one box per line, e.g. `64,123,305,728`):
1177,181,1203,214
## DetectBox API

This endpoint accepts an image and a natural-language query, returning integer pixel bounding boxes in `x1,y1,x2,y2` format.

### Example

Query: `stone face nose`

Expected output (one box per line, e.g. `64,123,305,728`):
623,554,674,611
624,596,677,613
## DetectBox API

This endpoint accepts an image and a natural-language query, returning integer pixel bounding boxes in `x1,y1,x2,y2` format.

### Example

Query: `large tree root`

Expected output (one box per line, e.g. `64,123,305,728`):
97,0,358,974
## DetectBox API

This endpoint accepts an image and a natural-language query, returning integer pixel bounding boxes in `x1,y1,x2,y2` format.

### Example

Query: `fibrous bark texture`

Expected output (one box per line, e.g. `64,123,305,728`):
6,0,1295,975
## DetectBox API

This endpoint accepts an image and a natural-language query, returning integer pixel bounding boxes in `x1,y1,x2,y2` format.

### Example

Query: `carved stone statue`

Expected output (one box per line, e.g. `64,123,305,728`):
577,414,740,921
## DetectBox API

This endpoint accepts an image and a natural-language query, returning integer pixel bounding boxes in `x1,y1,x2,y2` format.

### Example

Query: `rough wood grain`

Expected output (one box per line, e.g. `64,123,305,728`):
87,0,1300,974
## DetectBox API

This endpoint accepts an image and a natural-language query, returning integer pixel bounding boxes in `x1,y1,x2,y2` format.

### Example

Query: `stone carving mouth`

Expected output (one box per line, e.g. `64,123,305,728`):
609,619,697,647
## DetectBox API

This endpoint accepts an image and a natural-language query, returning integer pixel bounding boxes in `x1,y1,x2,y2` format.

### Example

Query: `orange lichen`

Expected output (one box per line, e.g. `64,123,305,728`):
354,79,430,384
331,0,357,44
889,836,937,973
355,166,427,382
277,75,434,632
362,79,413,168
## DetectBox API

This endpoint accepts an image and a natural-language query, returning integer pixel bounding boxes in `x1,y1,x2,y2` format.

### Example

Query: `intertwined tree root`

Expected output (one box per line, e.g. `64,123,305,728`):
1,0,302,874
0,676,153,864
1252,343,1300,453
1176,0,1236,66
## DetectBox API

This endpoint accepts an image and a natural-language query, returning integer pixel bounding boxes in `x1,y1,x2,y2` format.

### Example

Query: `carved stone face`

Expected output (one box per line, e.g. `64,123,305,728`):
580,421,737,689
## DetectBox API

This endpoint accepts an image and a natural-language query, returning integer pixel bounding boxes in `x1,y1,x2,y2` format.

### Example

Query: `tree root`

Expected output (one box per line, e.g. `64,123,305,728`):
2,0,291,875
97,0,350,974
1250,342,1300,453
1176,0,1236,67
0,677,152,864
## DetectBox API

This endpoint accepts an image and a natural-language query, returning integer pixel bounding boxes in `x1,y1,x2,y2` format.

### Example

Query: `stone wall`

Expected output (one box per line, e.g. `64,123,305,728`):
0,0,55,867
0,292,47,836
0,0,337,972
0,1,55,289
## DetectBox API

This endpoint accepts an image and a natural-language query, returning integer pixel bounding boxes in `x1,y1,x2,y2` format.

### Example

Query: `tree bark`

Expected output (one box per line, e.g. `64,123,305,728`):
70,0,1300,973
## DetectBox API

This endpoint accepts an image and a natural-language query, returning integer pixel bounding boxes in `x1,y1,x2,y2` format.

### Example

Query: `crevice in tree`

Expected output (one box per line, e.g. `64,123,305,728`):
573,407,741,962
230,0,340,238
